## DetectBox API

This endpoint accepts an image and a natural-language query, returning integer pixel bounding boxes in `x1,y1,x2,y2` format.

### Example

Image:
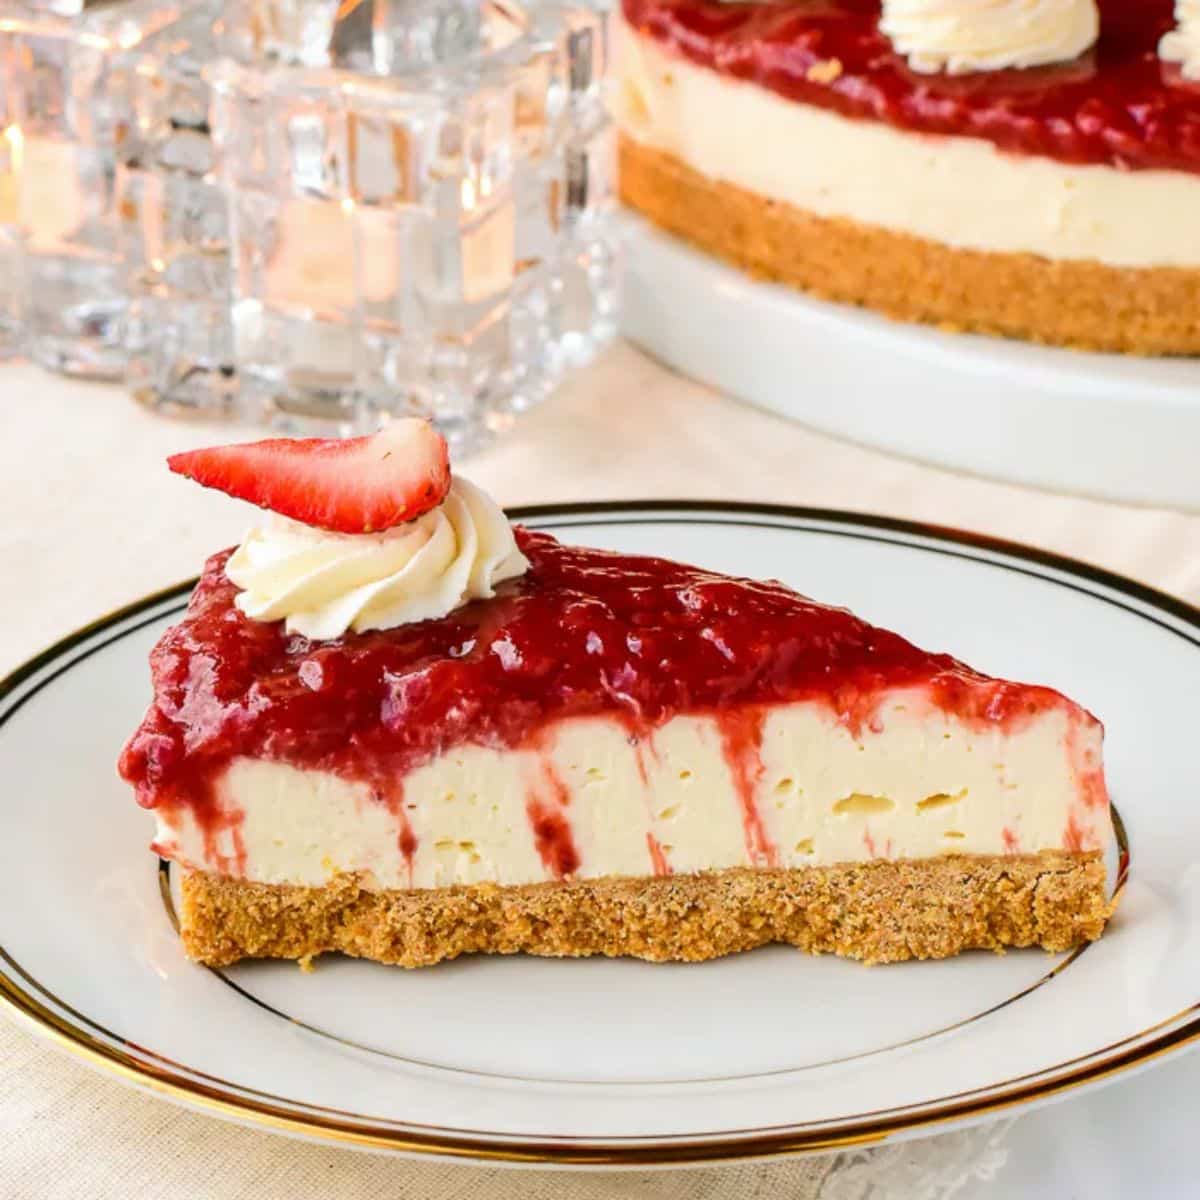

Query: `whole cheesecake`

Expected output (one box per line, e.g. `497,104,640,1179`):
616,0,1200,354
119,425,1115,969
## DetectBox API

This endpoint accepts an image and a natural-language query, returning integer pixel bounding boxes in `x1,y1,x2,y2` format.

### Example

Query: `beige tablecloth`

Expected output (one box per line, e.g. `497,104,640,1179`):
2,342,1198,1198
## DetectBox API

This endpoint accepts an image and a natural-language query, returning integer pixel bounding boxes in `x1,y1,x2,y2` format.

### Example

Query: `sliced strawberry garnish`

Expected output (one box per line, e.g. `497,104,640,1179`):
167,421,451,534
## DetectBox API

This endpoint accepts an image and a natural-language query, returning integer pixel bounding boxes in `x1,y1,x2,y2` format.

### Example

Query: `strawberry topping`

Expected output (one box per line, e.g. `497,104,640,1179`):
167,421,451,534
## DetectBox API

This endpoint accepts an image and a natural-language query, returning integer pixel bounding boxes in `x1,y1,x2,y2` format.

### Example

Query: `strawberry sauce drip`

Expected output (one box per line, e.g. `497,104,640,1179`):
715,708,776,868
622,0,1200,174
632,737,673,873
631,737,654,786
647,832,672,876
1066,719,1111,810
155,781,247,876
119,529,1090,853
543,760,572,806
527,763,580,877
1077,768,1110,811
861,831,894,859
1063,811,1088,853
375,780,418,886
1002,826,1021,854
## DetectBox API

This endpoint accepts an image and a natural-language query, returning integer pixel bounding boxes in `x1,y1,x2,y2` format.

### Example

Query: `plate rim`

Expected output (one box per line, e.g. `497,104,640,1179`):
2,499,1198,1165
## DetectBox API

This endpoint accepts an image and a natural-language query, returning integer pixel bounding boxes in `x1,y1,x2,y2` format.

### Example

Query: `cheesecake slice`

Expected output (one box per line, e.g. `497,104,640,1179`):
617,0,1200,354
120,429,1114,968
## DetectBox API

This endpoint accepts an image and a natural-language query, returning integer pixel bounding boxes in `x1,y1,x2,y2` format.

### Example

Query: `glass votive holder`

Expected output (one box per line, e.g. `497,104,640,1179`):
0,84,23,361
207,0,616,451
117,5,239,418
0,0,182,378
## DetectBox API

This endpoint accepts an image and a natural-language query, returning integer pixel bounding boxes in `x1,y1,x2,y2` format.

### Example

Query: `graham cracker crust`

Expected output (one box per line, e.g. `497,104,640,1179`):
180,852,1111,968
618,135,1200,355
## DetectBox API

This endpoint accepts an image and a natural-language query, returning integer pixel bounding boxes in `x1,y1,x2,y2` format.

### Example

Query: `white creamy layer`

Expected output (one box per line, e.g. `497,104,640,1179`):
1161,1,1200,79
880,0,1099,75
227,476,528,640
153,693,1112,890
617,22,1200,268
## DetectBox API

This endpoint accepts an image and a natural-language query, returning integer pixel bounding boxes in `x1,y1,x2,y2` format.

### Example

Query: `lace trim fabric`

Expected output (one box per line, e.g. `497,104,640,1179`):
821,1118,1017,1200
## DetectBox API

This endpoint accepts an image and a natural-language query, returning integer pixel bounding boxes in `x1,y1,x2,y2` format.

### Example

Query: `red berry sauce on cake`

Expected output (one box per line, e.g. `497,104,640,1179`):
119,528,1087,867
622,0,1199,173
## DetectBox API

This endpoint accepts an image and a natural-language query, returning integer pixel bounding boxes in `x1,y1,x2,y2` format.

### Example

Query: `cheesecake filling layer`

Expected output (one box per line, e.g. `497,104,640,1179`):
617,20,1200,268
124,528,1112,896
152,694,1112,891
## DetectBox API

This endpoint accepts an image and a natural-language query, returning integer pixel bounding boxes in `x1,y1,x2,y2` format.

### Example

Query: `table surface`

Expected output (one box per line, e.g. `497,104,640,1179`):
3,342,1199,1198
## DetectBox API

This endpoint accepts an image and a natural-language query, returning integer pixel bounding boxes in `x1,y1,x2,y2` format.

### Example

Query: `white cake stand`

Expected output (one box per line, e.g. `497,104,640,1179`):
618,214,1200,512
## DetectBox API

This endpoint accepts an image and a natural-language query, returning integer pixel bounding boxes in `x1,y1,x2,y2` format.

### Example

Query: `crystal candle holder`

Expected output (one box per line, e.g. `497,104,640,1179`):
208,0,616,449
0,0,182,377
117,6,238,417
0,68,22,361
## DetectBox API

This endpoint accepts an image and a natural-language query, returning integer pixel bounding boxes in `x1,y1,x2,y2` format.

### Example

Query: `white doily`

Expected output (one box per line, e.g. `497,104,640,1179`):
820,1119,1016,1200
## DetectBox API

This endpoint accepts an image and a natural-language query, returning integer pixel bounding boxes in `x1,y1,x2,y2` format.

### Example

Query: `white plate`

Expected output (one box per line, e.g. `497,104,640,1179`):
956,1047,1200,1199
1,503,1197,1165
619,216,1200,512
